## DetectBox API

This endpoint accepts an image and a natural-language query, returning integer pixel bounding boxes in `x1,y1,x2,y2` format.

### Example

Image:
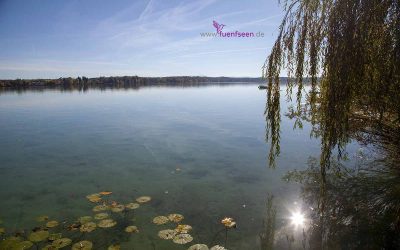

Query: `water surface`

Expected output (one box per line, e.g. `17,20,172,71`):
0,84,362,249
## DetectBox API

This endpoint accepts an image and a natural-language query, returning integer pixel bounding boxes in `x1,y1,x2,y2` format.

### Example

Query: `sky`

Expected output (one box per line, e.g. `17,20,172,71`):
0,0,284,79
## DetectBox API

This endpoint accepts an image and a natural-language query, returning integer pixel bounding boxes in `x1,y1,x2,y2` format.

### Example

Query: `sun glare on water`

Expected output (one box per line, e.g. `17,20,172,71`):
290,211,305,227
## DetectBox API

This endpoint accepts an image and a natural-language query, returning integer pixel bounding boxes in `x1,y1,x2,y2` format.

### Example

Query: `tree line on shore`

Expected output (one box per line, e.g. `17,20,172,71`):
0,76,263,89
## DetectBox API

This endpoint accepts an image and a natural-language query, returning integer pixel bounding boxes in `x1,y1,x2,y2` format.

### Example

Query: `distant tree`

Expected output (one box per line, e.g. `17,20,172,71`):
82,76,88,84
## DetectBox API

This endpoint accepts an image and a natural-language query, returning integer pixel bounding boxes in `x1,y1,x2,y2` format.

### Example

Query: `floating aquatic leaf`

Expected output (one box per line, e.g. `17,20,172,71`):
46,220,59,228
52,238,72,248
86,193,99,199
12,240,33,250
125,225,139,233
94,213,109,220
153,216,169,225
210,245,227,250
175,224,192,234
78,216,92,224
221,217,236,228
67,222,81,231
41,245,58,250
107,244,120,250
99,191,112,195
111,204,125,213
28,230,49,242
93,204,109,212
136,196,151,203
98,219,116,228
168,214,184,223
89,197,102,203
86,194,102,203
0,236,22,249
71,240,93,250
80,222,97,233
173,233,193,244
158,229,176,240
0,227,4,234
125,203,140,210
48,233,62,241
7,236,23,241
188,244,209,250
36,215,49,222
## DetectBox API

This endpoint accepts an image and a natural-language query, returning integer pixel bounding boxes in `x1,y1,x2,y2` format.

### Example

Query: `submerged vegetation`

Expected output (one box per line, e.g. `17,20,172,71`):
0,191,237,249
0,192,145,249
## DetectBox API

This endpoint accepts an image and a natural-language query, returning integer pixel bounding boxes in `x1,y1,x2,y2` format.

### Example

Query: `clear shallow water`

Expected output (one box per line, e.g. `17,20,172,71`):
0,84,359,249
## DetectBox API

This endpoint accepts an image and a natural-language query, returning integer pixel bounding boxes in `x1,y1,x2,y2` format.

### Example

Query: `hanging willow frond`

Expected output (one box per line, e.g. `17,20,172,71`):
263,0,400,169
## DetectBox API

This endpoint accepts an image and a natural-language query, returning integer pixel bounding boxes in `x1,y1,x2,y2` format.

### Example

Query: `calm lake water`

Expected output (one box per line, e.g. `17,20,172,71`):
0,84,368,249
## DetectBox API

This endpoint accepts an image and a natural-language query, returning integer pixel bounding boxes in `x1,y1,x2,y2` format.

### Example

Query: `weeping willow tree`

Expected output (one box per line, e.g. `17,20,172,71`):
263,0,400,169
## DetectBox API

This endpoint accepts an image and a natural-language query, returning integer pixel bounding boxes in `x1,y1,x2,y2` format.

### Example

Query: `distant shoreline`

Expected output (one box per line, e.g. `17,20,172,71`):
0,76,269,90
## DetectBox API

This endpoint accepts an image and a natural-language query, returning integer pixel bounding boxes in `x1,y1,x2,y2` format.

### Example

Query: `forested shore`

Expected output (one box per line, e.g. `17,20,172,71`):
0,76,264,89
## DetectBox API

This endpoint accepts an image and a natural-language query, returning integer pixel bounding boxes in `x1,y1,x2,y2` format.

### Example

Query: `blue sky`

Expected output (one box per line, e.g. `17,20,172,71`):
0,0,284,79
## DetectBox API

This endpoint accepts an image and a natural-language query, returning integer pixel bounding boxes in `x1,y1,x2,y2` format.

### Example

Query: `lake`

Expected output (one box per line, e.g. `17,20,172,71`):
0,84,384,249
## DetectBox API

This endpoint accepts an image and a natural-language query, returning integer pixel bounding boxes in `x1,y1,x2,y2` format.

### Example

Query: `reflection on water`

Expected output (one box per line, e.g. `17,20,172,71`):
277,155,400,249
264,83,400,249
0,84,397,249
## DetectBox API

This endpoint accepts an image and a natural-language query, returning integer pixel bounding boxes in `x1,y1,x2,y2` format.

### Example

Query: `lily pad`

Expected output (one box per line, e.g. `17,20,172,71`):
72,240,93,250
136,196,151,203
78,216,93,224
0,237,22,249
67,223,81,231
210,246,227,250
94,213,109,220
99,191,112,195
108,244,120,250
11,241,33,250
86,193,102,203
86,193,100,199
158,229,176,240
52,238,72,248
168,213,184,223
188,244,209,250
153,216,169,225
36,215,49,222
111,204,125,213
175,224,192,234
93,204,109,212
125,203,140,210
173,233,193,244
221,217,236,228
125,225,139,233
48,233,62,241
28,230,49,242
46,220,59,228
98,219,116,228
41,245,58,250
80,222,97,232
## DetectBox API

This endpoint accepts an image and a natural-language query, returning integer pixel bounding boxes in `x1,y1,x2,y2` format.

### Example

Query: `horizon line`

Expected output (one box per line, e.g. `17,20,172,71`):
0,75,292,81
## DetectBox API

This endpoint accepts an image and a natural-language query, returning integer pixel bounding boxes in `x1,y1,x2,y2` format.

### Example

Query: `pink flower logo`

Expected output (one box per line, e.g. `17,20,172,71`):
213,20,225,33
